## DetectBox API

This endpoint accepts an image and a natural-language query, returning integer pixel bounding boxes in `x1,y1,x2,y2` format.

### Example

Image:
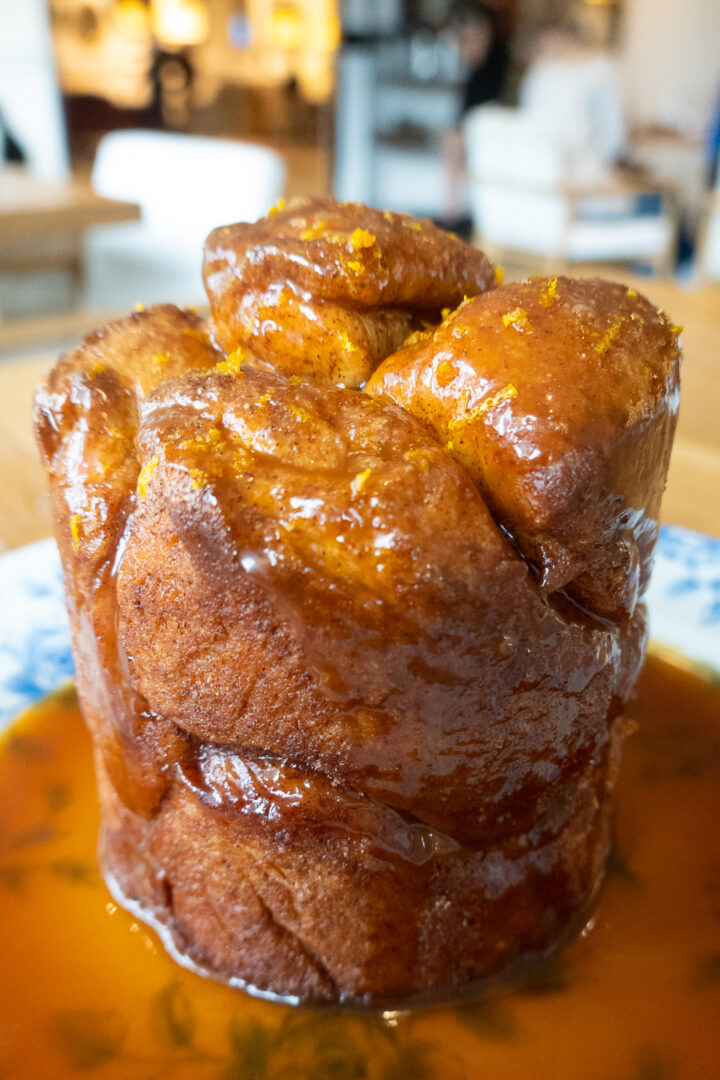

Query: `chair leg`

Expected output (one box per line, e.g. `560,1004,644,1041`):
651,194,679,276
650,228,678,276
67,252,85,310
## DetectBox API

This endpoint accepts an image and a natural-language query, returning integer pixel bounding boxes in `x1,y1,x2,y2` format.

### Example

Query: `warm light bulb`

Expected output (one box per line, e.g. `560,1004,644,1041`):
152,0,209,47
269,4,303,50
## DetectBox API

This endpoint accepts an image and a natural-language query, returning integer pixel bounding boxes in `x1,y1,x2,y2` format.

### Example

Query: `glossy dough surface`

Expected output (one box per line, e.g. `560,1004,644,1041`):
35,201,680,1004
367,277,680,618
203,198,496,386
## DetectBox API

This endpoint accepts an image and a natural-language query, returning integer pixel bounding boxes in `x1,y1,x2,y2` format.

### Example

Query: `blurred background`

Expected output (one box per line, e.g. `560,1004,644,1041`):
0,0,719,548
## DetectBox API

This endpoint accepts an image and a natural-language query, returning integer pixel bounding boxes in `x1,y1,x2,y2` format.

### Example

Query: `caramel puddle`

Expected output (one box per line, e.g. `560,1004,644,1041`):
0,655,718,1079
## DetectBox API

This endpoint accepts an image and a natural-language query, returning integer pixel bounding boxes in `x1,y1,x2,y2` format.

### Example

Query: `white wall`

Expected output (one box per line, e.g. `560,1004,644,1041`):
620,0,720,138
0,0,69,178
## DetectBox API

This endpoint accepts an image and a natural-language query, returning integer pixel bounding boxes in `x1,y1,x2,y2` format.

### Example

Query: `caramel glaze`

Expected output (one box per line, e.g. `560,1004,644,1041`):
367,277,681,620
33,201,680,1004
122,368,643,848
202,198,496,386
34,305,222,815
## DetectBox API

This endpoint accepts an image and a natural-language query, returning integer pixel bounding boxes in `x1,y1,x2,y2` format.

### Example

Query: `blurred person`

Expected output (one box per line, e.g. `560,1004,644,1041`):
149,49,194,130
443,1,509,227
453,1,509,120
519,19,626,184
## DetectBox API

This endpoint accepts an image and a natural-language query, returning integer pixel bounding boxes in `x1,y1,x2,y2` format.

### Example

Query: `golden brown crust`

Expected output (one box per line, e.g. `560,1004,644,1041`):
367,277,681,618
203,198,496,385
34,304,221,576
98,723,619,1003
33,305,222,813
117,366,644,850
34,211,680,1004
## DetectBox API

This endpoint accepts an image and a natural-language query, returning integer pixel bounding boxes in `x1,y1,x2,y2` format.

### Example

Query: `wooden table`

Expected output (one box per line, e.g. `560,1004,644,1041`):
0,275,719,553
0,166,140,317
0,166,140,243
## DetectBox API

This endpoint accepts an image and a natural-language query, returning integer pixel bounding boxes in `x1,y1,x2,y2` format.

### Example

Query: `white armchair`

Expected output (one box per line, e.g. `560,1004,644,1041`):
84,130,286,310
464,105,677,272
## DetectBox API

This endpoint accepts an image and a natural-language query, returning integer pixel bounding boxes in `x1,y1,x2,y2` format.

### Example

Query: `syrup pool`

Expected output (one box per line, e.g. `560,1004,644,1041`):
0,654,718,1079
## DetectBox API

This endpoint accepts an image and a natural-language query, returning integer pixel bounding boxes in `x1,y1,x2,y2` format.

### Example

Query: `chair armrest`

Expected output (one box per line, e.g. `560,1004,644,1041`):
561,173,678,201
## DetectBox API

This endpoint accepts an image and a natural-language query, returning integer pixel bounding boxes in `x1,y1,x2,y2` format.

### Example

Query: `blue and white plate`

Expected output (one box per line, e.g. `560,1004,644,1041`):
0,526,719,730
